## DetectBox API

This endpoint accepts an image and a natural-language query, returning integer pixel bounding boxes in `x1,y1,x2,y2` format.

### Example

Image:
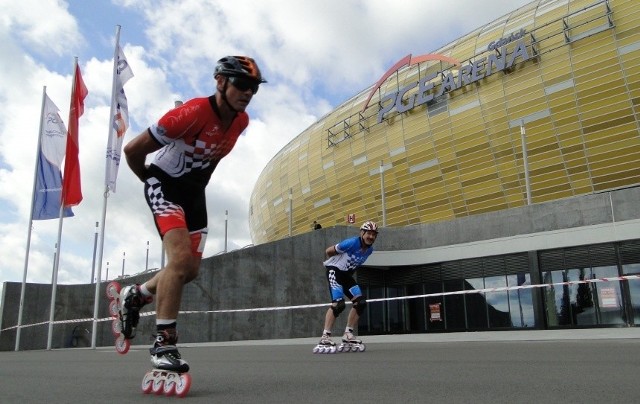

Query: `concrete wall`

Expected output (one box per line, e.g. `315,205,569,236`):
369,188,640,267
378,188,640,251
0,282,111,351
0,225,354,351
2,187,640,351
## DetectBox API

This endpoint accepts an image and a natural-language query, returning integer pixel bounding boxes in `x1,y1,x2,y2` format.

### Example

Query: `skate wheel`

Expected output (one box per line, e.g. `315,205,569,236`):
152,375,164,395
115,334,130,355
163,373,177,396
108,299,119,318
312,346,319,354
141,372,155,394
344,344,351,352
337,345,344,353
329,346,337,354
111,319,122,336
175,373,192,397
358,344,366,352
106,281,121,300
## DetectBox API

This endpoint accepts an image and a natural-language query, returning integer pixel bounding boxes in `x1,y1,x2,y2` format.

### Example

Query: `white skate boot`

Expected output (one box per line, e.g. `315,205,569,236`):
338,331,366,352
312,333,337,354
149,329,189,372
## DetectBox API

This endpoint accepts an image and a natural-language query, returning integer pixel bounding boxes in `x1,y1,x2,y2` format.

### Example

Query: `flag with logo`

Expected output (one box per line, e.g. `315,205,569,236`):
62,62,88,207
32,94,74,220
105,44,134,192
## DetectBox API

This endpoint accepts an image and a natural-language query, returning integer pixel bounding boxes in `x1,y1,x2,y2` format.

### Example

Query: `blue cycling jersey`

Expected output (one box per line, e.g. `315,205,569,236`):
323,236,373,272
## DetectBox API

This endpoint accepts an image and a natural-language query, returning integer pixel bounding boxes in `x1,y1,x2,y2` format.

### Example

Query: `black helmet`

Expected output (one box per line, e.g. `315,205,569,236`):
214,56,267,83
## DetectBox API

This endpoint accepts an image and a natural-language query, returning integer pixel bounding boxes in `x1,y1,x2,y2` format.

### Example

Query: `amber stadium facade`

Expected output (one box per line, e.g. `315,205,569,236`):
249,0,640,333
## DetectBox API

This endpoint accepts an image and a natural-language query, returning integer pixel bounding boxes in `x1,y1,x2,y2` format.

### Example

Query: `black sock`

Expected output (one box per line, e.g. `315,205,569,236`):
157,322,177,332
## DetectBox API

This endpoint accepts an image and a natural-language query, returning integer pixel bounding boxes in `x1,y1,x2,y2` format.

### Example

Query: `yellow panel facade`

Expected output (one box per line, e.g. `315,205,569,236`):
250,0,640,244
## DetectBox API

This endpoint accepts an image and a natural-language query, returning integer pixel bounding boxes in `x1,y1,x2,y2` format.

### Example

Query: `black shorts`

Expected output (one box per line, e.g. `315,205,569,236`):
326,267,362,301
143,167,208,256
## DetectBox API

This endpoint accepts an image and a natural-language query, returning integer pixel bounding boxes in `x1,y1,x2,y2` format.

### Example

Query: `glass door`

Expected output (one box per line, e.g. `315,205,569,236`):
590,265,625,326
543,266,625,327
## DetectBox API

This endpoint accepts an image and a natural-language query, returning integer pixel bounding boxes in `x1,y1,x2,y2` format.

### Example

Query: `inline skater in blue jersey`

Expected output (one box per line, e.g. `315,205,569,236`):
314,221,379,353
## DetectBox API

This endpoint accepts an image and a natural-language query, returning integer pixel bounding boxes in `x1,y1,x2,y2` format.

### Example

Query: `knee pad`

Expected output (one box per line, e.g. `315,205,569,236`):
331,300,346,317
353,296,367,316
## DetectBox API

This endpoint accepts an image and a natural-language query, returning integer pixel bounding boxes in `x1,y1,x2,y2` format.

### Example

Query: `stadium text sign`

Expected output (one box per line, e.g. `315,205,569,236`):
366,31,532,123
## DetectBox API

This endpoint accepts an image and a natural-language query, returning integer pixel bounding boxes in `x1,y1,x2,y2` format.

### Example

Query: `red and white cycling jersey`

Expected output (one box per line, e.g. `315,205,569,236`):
148,96,248,189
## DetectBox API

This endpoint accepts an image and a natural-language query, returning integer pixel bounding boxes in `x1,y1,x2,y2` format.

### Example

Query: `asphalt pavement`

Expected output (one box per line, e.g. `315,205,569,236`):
1,328,639,403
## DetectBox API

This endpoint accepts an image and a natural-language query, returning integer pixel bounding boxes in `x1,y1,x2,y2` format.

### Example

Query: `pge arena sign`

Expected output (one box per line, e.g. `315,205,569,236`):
363,30,531,123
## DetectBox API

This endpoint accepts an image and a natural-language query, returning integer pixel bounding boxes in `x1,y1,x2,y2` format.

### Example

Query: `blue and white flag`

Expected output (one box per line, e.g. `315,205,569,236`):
33,94,74,220
105,44,134,192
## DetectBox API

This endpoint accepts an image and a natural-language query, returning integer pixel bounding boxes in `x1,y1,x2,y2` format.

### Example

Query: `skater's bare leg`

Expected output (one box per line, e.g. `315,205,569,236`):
344,296,366,340
346,308,359,330
323,306,337,332
154,228,201,320
145,228,200,373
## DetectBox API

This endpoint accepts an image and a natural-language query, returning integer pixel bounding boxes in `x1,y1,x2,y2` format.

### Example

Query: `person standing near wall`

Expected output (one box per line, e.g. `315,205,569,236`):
314,221,378,353
117,56,266,372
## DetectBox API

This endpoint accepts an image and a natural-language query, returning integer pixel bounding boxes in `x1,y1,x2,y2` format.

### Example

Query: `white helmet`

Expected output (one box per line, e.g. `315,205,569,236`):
360,221,379,232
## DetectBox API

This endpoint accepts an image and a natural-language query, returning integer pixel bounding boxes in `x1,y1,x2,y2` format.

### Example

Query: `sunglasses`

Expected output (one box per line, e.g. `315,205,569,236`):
228,76,260,94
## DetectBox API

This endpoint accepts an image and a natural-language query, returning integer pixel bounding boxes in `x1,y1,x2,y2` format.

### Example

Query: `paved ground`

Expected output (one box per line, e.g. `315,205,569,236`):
2,328,639,403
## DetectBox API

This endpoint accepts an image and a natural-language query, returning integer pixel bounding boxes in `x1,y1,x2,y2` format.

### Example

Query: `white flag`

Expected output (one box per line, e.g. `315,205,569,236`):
33,94,74,219
105,44,134,192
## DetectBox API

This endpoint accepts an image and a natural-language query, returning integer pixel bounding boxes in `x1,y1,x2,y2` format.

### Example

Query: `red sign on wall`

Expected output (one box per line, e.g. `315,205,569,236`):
429,303,442,322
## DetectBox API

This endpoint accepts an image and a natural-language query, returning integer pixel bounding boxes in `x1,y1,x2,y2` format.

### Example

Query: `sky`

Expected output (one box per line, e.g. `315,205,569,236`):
0,0,534,295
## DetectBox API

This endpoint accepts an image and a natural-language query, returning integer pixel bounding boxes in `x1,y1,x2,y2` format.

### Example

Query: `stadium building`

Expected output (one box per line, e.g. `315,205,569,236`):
249,0,640,333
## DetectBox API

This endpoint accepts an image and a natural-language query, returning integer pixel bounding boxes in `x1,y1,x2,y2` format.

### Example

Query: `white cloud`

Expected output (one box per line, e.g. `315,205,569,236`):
0,0,81,56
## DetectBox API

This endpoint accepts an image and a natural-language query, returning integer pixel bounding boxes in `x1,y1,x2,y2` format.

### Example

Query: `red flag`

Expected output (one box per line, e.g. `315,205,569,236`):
62,62,88,207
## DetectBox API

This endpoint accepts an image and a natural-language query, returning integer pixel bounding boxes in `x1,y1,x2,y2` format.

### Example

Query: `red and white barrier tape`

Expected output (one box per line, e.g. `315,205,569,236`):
3,274,639,332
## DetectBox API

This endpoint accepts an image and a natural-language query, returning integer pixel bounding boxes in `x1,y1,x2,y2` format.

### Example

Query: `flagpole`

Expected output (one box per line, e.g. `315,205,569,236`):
47,197,66,350
91,186,108,349
14,86,47,351
92,25,121,348
90,221,99,283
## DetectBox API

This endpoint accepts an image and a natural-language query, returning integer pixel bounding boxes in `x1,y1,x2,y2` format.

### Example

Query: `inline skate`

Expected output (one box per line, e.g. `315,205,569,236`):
105,281,151,354
312,333,337,354
142,329,191,397
337,331,366,352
